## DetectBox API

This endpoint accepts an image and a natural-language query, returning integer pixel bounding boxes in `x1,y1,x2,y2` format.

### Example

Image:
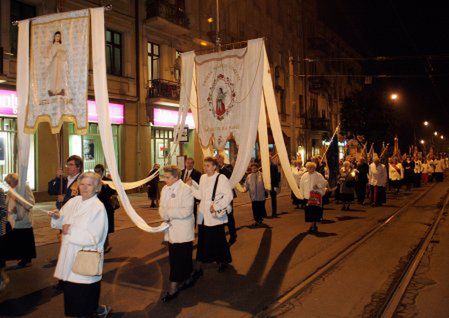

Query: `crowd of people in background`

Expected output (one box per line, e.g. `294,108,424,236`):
0,146,448,316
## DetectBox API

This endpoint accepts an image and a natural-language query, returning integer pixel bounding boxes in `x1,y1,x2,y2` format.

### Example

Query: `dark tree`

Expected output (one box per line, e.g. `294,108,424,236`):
340,88,398,147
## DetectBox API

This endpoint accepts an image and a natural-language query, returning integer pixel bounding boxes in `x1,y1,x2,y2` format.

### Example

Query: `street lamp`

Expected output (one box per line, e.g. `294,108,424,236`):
434,131,438,136
441,135,444,140
420,139,425,144
423,121,429,126
390,93,398,101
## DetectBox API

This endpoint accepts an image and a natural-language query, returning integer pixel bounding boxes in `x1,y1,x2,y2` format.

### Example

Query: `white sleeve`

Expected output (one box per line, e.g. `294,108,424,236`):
166,186,194,220
212,176,234,211
67,207,107,247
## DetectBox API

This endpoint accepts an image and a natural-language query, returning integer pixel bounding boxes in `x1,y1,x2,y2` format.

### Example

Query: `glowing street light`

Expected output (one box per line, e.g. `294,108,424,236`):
423,121,429,126
441,135,444,140
420,139,425,144
434,131,438,136
390,93,398,101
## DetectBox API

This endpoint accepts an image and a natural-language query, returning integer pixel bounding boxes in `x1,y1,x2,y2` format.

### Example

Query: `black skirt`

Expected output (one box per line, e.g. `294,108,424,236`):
63,280,101,317
0,226,36,261
304,204,323,223
196,224,232,264
370,185,386,204
168,242,193,283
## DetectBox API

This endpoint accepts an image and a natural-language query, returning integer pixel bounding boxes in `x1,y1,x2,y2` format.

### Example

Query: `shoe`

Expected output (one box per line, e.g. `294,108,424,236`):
192,268,203,280
95,305,111,317
161,291,179,302
104,246,112,254
272,213,278,218
218,263,228,273
179,278,196,291
17,260,31,268
308,225,318,233
228,236,237,246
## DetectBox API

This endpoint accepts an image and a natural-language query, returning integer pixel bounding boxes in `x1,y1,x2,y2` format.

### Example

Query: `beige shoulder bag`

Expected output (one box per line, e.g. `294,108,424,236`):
72,232,103,276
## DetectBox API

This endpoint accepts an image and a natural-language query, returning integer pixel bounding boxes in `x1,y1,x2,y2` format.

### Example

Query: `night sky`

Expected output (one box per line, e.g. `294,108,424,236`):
317,0,449,146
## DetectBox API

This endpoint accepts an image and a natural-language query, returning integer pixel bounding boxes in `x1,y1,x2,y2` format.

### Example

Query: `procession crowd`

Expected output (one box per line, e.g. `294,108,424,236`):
0,149,447,317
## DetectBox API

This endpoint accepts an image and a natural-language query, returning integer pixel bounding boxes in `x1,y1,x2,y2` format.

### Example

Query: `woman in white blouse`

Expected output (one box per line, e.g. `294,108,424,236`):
187,157,234,273
49,172,110,317
299,162,327,233
158,165,195,302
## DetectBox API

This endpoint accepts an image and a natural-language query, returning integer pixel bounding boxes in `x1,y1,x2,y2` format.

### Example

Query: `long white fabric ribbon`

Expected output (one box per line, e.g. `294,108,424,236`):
90,7,168,233
102,170,159,191
17,20,31,207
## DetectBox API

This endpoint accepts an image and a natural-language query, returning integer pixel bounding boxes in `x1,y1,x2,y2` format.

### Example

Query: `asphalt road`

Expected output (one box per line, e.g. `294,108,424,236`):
0,184,441,318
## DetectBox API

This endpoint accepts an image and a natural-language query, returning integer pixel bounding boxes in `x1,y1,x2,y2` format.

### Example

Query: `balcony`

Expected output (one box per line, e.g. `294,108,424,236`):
146,0,190,36
310,117,330,132
147,79,180,106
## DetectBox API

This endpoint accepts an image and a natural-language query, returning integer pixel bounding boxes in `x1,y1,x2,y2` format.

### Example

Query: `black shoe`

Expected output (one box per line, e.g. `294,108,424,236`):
161,291,179,302
179,278,195,291
192,268,203,280
218,263,228,273
308,225,318,233
272,213,278,218
228,236,237,246
17,260,31,268
95,305,111,317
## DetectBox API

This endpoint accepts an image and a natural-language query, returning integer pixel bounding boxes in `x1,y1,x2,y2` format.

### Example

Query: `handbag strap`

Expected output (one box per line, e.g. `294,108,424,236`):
211,174,221,202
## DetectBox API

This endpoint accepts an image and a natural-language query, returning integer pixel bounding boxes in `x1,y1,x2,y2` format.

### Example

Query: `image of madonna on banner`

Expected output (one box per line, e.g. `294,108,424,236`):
175,38,302,199
15,8,166,233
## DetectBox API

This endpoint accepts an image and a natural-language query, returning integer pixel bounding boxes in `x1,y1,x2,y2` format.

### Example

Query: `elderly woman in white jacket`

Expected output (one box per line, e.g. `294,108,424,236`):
49,172,110,317
158,165,195,302
187,157,234,274
299,162,327,233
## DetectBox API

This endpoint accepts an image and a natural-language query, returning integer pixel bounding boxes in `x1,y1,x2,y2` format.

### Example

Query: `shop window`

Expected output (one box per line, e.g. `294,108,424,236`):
0,117,35,189
148,42,160,82
68,123,120,173
151,127,179,171
10,0,36,55
106,29,122,76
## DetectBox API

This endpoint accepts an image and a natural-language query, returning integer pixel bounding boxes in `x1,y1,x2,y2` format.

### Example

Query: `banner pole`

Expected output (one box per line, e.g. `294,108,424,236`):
322,124,340,159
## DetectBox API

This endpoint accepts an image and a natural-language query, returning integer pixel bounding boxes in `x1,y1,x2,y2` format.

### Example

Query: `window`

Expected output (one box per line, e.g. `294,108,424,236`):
299,94,305,117
10,0,36,54
148,42,160,82
310,97,318,118
106,30,122,76
174,50,182,82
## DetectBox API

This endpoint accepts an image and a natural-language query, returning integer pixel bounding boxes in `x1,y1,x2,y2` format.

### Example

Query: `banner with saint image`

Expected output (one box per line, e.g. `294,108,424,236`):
25,9,90,134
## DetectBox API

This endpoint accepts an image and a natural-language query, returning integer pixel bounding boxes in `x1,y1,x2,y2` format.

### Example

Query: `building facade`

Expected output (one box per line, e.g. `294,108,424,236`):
0,0,361,200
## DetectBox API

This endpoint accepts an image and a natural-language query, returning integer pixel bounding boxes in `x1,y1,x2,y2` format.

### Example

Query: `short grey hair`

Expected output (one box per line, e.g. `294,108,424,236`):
305,161,317,169
163,165,181,179
4,173,19,186
78,172,102,193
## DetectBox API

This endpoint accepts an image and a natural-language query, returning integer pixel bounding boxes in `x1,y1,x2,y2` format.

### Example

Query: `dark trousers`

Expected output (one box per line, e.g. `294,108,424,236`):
251,200,266,223
226,202,237,239
355,182,367,204
270,190,277,216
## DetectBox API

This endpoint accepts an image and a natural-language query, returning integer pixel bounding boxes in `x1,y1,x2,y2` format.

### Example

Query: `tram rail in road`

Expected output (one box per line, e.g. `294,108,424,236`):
256,183,441,318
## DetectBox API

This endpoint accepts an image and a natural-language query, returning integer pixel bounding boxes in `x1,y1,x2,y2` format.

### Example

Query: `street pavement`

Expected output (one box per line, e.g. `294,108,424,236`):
0,185,439,317
274,180,449,318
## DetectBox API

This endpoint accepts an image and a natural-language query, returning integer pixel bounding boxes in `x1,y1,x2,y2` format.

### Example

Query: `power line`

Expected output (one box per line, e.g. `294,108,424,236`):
294,54,449,63
294,73,449,78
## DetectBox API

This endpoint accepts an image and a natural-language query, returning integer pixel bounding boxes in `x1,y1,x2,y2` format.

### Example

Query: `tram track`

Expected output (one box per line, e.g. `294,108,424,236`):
256,182,446,318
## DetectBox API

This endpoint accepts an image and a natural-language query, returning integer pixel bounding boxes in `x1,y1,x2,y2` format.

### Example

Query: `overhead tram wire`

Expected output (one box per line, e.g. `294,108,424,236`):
293,73,449,78
292,54,449,63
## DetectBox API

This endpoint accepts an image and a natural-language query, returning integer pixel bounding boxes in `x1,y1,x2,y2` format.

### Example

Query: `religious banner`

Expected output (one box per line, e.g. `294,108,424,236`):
194,40,264,150
25,9,90,134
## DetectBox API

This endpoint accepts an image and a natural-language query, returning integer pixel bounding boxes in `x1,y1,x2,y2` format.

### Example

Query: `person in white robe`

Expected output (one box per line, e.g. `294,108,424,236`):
299,162,327,233
291,160,307,208
158,165,195,302
369,156,388,207
187,157,234,273
49,172,110,317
